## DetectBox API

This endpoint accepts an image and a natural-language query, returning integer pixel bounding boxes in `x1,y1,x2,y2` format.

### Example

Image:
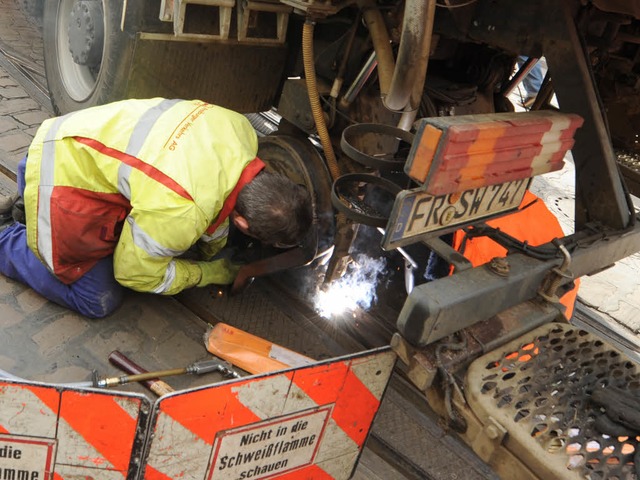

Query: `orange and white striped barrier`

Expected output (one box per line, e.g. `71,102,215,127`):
141,347,396,480
0,381,150,479
405,111,584,195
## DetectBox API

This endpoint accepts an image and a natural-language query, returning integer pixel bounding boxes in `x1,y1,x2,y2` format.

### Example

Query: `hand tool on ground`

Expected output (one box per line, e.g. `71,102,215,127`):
97,350,241,390
108,351,175,396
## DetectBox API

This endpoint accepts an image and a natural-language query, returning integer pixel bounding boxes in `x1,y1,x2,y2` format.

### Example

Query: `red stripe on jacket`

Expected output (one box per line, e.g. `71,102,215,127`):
206,157,265,234
73,137,194,201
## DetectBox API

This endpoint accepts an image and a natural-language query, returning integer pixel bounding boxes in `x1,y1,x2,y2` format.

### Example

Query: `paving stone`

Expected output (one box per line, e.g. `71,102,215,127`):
0,116,19,134
0,76,19,88
31,314,92,357
15,287,50,314
0,130,32,152
0,97,41,115
0,85,29,99
14,109,49,126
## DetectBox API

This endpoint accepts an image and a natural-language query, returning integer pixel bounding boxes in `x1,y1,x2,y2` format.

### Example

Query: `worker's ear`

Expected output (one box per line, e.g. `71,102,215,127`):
232,212,250,234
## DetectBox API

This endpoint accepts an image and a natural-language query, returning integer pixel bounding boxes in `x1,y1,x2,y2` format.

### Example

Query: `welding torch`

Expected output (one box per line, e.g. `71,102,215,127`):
90,356,240,390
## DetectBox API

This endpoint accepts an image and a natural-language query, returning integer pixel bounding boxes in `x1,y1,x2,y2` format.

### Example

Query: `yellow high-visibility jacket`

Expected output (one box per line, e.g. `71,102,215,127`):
24,98,263,294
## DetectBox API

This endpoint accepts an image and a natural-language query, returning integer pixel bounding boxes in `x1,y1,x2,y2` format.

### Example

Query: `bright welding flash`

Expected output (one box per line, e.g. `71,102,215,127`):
313,254,386,319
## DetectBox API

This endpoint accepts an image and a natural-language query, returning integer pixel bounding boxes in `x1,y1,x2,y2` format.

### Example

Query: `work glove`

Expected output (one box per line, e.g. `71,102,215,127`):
197,258,242,287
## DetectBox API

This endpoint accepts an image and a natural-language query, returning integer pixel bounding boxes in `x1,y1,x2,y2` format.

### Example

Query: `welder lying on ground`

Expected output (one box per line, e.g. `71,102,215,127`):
0,98,313,319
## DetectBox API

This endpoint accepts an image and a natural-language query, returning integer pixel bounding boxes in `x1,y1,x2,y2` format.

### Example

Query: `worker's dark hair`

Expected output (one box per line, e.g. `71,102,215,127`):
236,171,313,247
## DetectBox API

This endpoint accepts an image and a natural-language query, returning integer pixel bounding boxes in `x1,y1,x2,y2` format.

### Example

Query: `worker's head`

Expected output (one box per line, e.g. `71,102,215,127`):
233,172,313,248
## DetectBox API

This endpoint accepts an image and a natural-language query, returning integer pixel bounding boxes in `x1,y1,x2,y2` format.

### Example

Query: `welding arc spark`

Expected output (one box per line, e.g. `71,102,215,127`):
314,255,387,318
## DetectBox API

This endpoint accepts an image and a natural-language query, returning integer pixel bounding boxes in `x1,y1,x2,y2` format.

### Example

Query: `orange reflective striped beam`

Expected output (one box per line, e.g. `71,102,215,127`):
406,111,584,195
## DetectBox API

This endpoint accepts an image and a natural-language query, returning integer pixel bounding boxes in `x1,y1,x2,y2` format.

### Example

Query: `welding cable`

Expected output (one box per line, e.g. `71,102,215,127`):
461,224,574,261
435,334,468,433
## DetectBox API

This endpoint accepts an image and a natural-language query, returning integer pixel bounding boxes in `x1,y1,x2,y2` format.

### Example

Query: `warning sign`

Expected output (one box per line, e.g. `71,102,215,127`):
208,407,331,480
0,434,56,480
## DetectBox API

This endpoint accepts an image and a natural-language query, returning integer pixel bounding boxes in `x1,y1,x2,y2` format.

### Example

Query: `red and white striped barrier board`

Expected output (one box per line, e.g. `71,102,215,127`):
141,347,396,480
0,381,150,479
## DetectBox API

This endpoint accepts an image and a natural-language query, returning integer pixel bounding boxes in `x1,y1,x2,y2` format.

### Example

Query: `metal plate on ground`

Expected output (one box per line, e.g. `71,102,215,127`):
465,322,640,480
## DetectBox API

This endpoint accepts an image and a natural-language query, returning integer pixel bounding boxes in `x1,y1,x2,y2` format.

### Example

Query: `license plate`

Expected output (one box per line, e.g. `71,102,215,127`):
382,178,530,250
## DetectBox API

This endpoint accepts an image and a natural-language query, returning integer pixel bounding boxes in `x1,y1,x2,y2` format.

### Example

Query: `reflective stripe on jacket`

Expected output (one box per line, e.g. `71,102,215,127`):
24,98,261,294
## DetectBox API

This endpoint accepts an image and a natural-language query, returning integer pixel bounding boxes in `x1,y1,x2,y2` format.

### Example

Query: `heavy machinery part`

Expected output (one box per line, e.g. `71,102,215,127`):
340,123,414,171
331,173,402,227
383,0,436,113
464,322,640,479
125,36,288,114
357,0,394,96
43,0,132,113
392,299,560,392
468,0,633,230
256,134,335,252
44,0,289,115
398,217,640,346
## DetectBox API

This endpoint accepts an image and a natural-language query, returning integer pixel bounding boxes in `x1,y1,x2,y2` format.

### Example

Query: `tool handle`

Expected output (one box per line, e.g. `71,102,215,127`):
108,351,175,397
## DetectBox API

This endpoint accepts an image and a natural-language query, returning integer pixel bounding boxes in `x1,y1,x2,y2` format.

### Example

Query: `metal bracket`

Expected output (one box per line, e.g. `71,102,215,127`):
238,1,292,44
471,416,507,463
159,0,175,21
173,0,235,39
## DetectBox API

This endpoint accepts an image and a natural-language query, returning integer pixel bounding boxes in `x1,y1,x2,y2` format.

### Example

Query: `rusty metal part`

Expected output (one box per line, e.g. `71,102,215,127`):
487,257,510,277
470,0,633,229
279,0,351,17
384,0,437,113
393,299,560,392
340,123,414,171
397,219,640,347
238,1,293,44
538,241,573,304
465,322,640,479
277,78,324,134
321,220,357,285
128,36,288,114
173,0,235,39
501,57,540,97
357,0,394,96
331,173,402,227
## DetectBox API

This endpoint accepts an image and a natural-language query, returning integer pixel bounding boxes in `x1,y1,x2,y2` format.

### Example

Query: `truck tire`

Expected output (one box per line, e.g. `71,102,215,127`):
19,0,44,19
43,0,136,114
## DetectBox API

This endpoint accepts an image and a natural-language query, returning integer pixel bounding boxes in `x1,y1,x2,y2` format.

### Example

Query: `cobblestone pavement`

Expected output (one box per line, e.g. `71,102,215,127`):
0,0,50,178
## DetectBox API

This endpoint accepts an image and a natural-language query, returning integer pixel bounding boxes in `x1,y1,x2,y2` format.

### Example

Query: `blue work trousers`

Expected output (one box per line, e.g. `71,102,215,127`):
0,157,123,318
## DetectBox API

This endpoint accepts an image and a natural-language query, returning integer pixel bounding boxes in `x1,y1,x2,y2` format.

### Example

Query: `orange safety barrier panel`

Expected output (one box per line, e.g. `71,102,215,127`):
0,380,150,479
406,111,584,195
141,347,396,480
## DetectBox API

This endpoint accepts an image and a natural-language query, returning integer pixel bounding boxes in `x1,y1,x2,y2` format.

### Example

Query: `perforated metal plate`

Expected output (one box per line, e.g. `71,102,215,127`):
465,322,640,480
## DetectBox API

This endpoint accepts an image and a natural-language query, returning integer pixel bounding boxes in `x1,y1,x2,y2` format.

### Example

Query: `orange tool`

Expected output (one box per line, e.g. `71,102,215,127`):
205,322,315,375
